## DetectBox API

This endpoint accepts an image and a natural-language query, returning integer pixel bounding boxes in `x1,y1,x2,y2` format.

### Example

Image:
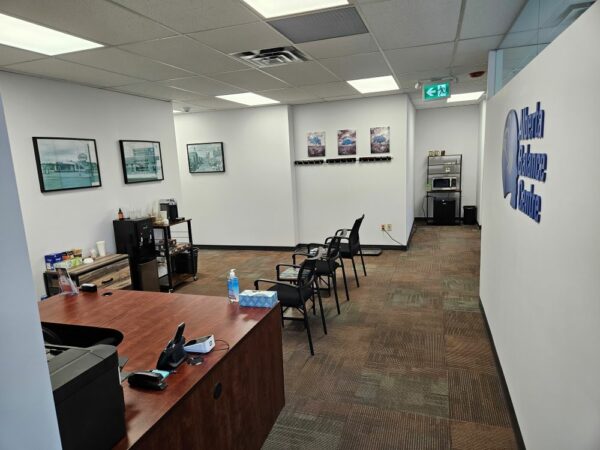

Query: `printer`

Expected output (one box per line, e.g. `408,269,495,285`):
46,343,126,450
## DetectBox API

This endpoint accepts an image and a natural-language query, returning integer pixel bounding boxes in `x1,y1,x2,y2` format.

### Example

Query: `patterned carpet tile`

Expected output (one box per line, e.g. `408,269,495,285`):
367,330,447,369
448,369,512,428
446,334,496,374
444,311,488,338
450,420,518,450
443,296,481,312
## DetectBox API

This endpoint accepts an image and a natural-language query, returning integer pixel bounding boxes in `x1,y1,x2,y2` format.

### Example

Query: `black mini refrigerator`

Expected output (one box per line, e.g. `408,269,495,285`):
113,218,159,291
433,198,457,225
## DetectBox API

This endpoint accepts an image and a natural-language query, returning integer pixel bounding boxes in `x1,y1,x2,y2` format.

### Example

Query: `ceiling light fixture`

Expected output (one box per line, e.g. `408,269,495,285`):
446,91,485,103
241,0,348,19
216,92,279,106
0,13,102,55
347,76,399,94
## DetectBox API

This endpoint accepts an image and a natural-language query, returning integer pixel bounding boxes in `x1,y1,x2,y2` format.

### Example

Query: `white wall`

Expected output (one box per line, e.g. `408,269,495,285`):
476,100,487,224
480,3,600,449
174,106,297,246
406,100,416,238
292,95,410,246
414,105,480,218
0,72,181,299
0,94,62,449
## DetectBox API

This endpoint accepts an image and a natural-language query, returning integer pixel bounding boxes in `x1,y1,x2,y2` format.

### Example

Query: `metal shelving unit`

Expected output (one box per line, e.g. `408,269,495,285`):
425,154,462,225
153,218,197,292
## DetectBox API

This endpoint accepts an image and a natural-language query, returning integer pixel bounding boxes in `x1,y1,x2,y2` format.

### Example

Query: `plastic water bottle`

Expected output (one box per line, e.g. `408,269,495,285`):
227,269,239,303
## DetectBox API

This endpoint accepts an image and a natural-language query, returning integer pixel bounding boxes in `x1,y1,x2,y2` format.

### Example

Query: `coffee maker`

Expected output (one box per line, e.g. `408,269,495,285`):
159,199,179,221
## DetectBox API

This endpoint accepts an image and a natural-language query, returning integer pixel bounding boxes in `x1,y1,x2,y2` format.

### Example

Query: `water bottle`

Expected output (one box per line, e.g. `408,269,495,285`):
227,269,239,303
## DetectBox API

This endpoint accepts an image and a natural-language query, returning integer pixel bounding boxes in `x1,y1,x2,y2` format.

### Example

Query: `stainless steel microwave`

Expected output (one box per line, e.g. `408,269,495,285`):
432,176,458,190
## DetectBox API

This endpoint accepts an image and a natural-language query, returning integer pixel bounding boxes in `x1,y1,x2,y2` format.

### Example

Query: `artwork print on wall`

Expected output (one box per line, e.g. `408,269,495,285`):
370,127,390,153
33,137,101,193
337,129,356,155
120,140,164,184
187,142,225,173
307,131,326,157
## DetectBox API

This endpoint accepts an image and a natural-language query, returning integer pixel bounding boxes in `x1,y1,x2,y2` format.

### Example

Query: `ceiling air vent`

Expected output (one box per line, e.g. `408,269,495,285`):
230,46,309,68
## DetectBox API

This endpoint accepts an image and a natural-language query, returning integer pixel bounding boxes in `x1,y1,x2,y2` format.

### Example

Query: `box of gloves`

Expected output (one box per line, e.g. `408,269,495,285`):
239,290,278,308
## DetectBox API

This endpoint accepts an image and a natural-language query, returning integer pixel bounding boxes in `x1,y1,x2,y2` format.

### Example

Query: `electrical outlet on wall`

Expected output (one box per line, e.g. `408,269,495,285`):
380,224,385,231
381,224,392,231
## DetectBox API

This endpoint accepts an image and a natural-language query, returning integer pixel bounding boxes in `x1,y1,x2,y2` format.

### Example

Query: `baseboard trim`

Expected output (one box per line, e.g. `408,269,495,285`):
362,244,406,251
479,298,526,450
194,244,295,251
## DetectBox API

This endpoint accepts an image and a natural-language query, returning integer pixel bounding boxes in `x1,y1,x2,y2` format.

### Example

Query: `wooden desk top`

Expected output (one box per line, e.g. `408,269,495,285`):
38,289,279,449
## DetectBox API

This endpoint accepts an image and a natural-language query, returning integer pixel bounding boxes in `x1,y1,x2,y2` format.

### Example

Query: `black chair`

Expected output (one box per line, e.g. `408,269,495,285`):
293,235,349,315
336,214,367,287
254,258,326,355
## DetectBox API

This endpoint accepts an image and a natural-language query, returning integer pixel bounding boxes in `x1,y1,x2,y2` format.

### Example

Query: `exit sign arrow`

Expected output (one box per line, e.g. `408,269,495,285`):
423,81,450,101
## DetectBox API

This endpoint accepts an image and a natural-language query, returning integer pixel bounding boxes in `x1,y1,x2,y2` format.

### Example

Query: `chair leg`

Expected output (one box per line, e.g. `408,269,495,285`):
281,307,285,327
359,246,367,276
316,287,327,335
332,271,341,314
351,256,360,287
303,306,314,355
340,258,350,301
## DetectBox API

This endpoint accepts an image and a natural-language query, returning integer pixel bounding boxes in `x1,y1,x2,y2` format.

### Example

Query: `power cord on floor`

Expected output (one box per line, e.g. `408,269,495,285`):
383,229,404,246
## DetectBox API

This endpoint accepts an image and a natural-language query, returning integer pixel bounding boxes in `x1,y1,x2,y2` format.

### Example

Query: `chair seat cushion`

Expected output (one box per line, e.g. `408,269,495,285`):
268,283,313,306
340,243,356,258
315,259,340,275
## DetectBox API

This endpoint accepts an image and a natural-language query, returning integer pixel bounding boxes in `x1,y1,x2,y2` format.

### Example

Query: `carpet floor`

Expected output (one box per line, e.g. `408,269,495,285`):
177,225,519,450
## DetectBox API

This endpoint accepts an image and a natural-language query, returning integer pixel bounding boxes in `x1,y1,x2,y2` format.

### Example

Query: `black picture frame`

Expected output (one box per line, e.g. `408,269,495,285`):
119,140,164,184
187,142,225,173
33,137,102,193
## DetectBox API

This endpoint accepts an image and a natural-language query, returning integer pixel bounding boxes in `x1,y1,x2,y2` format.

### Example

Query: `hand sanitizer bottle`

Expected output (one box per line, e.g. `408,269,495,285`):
227,269,239,303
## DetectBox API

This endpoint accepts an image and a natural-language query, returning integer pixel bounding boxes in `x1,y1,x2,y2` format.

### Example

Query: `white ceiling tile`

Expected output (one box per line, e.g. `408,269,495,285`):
303,81,359,98
297,34,379,59
5,59,142,87
187,97,241,109
453,35,502,67
113,82,206,101
112,0,259,33
395,68,453,89
208,70,289,91
318,52,391,80
460,0,526,39
263,61,338,86
0,0,174,45
120,36,248,75
385,42,454,75
162,76,243,96
256,87,320,103
359,0,462,49
59,48,193,81
0,44,44,66
499,30,539,48
188,22,290,55
172,101,211,113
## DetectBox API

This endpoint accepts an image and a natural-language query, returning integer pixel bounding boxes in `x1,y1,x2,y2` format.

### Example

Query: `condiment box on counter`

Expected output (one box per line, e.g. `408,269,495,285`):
45,253,64,270
239,290,278,308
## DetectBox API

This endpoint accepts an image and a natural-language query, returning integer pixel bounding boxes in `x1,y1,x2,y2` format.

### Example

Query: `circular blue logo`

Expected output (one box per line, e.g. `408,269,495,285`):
502,110,519,209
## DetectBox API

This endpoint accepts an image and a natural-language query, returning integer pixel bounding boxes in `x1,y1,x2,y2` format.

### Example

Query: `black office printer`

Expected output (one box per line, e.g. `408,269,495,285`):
46,344,126,450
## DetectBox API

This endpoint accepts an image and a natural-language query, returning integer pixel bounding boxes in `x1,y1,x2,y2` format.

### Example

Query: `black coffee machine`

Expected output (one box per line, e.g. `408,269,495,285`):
159,199,179,221
113,218,159,291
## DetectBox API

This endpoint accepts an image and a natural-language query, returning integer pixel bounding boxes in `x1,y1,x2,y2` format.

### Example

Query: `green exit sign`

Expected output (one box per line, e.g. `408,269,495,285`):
423,82,450,101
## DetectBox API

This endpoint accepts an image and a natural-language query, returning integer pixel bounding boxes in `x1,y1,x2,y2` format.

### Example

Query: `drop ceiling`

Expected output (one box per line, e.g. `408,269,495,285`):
0,0,527,111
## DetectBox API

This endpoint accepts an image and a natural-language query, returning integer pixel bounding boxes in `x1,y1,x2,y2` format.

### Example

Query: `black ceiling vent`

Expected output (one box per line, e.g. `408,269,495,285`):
268,7,368,44
230,46,309,68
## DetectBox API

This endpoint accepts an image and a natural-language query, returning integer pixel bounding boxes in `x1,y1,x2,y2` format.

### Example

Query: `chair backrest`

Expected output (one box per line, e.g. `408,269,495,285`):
325,235,343,260
348,214,365,250
296,257,317,287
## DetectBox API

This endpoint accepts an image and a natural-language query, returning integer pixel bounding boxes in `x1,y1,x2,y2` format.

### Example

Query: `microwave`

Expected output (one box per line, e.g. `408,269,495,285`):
432,176,458,190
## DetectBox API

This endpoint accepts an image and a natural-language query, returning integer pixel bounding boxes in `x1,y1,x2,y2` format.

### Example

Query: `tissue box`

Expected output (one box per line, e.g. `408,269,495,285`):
44,253,64,270
239,290,278,308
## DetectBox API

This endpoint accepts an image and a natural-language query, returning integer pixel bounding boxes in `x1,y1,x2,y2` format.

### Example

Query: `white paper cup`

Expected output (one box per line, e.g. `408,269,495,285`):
96,241,106,257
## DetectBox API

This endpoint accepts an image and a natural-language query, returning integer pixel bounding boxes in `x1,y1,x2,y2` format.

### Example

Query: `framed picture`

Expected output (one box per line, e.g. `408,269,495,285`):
119,140,164,184
187,142,225,173
307,131,326,157
33,137,101,193
370,126,390,153
337,129,356,155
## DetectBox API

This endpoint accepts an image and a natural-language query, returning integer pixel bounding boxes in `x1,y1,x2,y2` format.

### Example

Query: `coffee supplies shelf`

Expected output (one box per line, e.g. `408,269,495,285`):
153,219,197,292
425,154,462,225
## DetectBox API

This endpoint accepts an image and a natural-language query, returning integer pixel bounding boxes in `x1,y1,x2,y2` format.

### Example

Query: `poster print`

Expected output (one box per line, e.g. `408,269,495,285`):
370,126,390,153
307,131,326,157
337,129,356,155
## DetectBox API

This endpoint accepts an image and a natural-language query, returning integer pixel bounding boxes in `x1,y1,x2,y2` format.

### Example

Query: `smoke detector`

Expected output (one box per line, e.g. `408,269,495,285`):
230,46,309,68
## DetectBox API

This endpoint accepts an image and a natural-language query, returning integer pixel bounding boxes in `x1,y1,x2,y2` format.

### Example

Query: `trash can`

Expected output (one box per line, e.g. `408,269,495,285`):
463,206,477,225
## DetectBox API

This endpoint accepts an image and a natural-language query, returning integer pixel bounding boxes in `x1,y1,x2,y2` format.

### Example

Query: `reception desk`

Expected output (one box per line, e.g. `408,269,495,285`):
38,289,285,450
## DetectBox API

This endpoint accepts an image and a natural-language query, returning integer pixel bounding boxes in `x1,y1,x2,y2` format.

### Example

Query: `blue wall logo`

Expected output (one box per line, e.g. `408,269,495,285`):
501,102,548,223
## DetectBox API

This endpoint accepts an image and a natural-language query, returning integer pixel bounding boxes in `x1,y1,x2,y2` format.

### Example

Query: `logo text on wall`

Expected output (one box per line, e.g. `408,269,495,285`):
501,101,548,223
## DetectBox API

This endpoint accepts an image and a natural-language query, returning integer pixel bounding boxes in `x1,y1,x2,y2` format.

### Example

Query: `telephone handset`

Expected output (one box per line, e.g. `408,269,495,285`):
156,322,187,371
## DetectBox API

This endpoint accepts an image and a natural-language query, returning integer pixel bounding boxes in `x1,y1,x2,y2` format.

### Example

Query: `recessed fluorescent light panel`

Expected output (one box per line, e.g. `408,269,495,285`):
347,76,399,94
0,13,102,55
447,91,485,103
242,0,349,18
216,93,279,106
